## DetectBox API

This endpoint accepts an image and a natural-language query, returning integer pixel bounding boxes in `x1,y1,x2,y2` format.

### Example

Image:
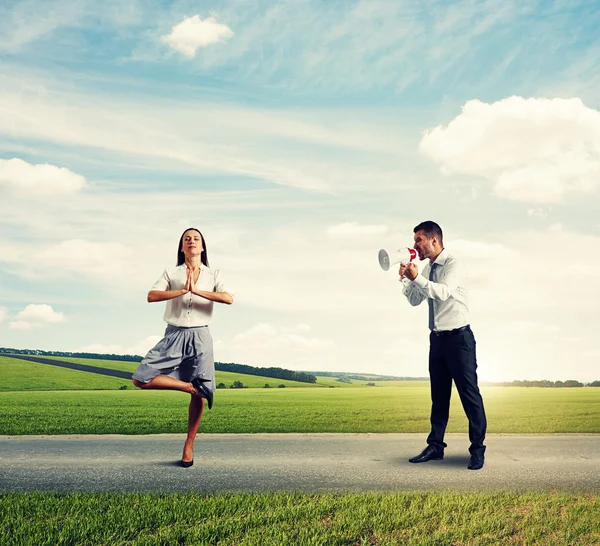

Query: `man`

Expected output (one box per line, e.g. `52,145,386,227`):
400,221,487,470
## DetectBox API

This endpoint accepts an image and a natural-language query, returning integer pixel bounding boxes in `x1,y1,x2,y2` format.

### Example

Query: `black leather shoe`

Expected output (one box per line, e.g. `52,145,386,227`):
180,459,194,468
409,445,444,463
192,378,213,409
467,453,484,470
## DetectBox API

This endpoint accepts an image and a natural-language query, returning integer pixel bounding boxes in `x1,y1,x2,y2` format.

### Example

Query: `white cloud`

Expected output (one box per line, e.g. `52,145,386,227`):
327,222,389,237
10,303,66,330
215,322,337,370
452,239,515,260
218,225,399,313
0,158,87,197
1,208,598,381
15,304,66,324
0,307,7,323
0,69,419,194
232,323,336,352
294,323,311,334
383,337,428,361
420,96,600,203
504,320,561,334
0,239,141,288
527,207,550,218
9,321,32,331
0,0,87,52
77,335,162,357
134,0,523,94
0,0,142,52
161,15,233,57
37,240,128,272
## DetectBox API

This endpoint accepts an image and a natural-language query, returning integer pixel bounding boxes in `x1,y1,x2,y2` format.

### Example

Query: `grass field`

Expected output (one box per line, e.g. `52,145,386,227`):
0,356,332,391
3,355,413,388
2,354,599,435
1,491,598,545
2,356,598,544
2,383,599,435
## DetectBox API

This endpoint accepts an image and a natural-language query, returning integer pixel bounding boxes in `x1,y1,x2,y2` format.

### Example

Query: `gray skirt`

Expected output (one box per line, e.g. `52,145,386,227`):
132,324,215,392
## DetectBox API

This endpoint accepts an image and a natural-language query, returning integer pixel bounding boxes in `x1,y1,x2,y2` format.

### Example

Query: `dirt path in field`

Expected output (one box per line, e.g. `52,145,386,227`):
1,433,598,493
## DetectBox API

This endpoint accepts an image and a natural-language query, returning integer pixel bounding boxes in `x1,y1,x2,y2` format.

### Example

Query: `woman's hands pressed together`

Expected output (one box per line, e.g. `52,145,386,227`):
185,266,202,295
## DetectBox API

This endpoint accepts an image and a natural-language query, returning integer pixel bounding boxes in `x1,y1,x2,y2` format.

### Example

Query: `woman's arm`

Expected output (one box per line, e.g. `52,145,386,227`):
147,289,187,303
191,288,234,305
148,269,192,302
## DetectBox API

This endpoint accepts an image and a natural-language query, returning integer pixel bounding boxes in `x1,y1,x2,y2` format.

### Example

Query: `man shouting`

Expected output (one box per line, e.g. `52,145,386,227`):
400,221,487,470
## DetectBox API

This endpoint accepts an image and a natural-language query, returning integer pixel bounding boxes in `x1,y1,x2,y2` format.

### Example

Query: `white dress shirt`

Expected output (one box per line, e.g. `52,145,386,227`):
401,249,469,332
151,264,234,327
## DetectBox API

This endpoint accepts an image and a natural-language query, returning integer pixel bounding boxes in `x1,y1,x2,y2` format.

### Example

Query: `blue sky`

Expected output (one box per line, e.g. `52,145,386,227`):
1,0,599,381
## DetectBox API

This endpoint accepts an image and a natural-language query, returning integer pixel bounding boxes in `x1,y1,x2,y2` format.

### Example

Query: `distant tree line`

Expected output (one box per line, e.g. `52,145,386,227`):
2,348,597,386
0,347,143,362
490,380,599,388
215,362,316,384
303,370,429,381
0,347,316,384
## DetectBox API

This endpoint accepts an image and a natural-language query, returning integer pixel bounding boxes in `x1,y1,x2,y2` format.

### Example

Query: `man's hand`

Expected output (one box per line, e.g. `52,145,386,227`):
404,262,418,281
399,263,409,278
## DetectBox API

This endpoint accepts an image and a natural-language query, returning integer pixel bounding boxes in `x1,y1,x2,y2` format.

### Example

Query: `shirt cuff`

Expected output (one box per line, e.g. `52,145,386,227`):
411,274,428,289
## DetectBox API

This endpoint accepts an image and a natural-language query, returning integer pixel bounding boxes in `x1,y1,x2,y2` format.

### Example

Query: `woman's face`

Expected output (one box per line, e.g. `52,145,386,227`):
181,230,203,258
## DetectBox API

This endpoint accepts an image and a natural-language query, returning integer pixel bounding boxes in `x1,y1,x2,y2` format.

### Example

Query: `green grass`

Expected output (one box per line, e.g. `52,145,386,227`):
2,355,599,435
0,357,133,391
0,356,328,391
0,491,598,545
31,355,143,373
1,384,599,435
312,375,423,388
7,355,411,389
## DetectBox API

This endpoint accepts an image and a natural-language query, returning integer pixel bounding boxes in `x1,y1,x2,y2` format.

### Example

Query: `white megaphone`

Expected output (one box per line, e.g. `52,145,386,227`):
378,247,417,271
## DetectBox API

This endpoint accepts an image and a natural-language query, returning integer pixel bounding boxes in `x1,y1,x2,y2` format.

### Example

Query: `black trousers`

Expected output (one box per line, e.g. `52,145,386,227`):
426,325,487,455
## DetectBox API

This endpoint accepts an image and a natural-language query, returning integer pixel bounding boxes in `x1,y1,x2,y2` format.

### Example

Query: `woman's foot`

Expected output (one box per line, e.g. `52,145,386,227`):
191,378,213,409
181,439,194,467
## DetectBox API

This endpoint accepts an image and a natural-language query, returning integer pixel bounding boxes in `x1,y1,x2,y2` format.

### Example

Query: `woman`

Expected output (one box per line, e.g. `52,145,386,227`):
132,227,234,467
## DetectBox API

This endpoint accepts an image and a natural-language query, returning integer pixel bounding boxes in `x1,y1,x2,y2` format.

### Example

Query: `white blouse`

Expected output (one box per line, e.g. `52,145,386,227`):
151,264,234,327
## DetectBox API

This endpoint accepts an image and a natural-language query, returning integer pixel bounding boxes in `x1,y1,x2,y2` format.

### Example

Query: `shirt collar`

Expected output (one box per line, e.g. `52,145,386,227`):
430,248,448,267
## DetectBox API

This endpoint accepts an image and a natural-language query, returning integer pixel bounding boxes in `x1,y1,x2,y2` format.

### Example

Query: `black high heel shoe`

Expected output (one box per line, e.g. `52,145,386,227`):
180,459,194,468
191,377,213,409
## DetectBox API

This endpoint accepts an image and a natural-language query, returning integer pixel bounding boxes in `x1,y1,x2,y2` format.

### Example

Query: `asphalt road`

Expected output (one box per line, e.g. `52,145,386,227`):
1,433,598,493
2,354,133,380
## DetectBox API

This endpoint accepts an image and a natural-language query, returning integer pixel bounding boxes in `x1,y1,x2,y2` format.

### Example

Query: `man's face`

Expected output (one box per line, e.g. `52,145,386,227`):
413,230,434,261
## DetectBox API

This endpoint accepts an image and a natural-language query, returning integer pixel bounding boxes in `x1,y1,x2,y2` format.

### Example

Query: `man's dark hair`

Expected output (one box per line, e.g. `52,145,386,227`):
413,221,443,245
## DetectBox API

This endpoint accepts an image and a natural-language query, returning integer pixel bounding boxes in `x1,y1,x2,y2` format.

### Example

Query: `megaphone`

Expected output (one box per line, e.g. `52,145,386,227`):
378,248,417,271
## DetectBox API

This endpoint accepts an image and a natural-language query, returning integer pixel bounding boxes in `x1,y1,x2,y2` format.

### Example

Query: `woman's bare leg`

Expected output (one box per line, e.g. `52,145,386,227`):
132,376,198,395
132,376,204,463
182,395,204,463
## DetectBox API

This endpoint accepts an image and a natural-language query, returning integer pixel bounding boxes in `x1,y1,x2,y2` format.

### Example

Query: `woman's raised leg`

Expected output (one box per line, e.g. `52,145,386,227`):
132,375,198,395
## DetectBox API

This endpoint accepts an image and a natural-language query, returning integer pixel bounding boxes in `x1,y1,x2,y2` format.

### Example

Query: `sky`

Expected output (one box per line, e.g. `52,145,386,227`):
1,0,599,382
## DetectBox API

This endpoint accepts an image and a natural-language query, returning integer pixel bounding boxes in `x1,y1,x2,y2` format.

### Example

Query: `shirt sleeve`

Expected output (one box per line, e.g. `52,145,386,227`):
412,259,462,302
214,269,234,298
150,269,170,291
400,277,427,306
